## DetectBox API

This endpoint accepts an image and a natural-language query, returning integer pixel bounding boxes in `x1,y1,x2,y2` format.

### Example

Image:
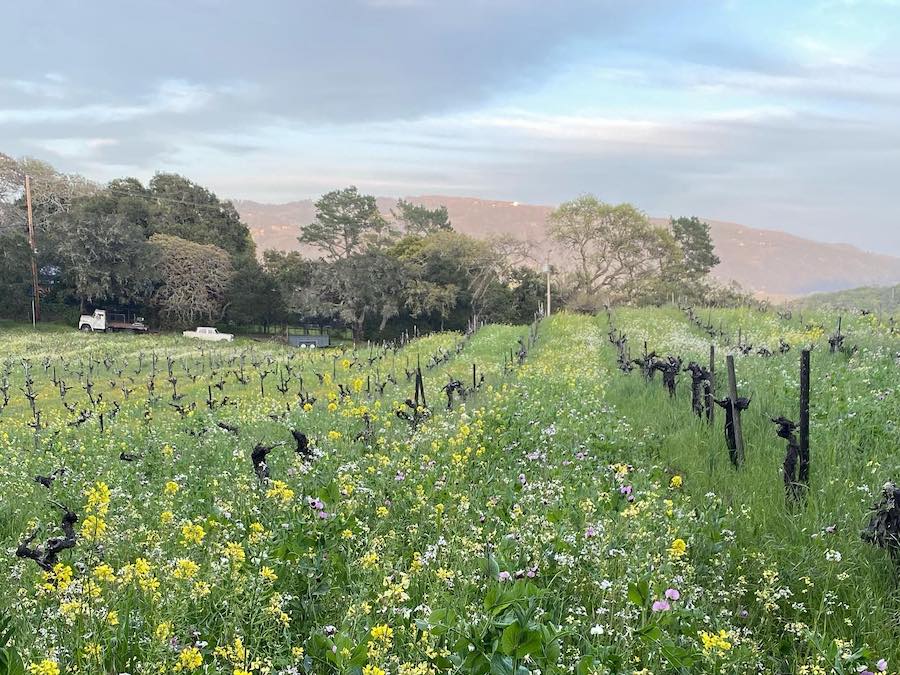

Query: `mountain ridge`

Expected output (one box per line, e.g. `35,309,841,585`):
233,195,900,297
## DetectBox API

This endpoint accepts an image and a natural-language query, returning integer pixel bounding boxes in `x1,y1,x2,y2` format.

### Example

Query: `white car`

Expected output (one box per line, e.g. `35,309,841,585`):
182,326,234,342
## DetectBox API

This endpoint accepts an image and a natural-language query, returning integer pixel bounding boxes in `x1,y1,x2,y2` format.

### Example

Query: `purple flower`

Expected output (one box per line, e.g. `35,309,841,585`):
317,510,328,519
665,588,680,601
324,625,336,636
498,571,512,582
619,485,632,495
878,660,888,672
518,473,527,486
651,600,670,612
585,526,598,538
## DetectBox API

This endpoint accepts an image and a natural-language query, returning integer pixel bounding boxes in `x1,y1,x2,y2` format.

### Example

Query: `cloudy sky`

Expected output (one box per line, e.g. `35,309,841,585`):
2,0,899,253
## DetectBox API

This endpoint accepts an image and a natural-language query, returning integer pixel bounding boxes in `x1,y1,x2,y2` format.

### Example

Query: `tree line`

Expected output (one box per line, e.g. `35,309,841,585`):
0,152,743,339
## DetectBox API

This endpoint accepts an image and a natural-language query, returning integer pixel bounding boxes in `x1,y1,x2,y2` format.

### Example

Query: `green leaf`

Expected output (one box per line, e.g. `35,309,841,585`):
627,579,650,607
500,622,521,655
0,648,26,675
483,554,501,580
516,632,543,659
490,653,515,675
576,655,595,675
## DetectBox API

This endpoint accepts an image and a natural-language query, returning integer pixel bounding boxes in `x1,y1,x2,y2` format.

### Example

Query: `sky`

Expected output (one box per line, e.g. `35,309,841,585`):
2,0,899,254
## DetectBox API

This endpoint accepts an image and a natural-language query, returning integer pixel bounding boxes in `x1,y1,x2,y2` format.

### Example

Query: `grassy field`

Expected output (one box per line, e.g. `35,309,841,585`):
0,311,897,674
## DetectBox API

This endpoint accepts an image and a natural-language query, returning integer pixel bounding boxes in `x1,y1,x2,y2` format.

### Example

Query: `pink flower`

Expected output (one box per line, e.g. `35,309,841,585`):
651,600,670,612
498,571,512,582
665,588,680,601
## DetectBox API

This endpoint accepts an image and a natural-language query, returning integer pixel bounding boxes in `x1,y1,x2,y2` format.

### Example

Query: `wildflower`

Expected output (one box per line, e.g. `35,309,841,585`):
83,642,102,659
665,588,681,601
27,660,60,675
248,522,267,543
371,624,394,646
181,522,206,545
699,629,733,654
161,510,174,525
164,480,180,495
93,562,116,582
668,538,687,559
223,541,246,566
175,646,203,672
155,621,173,641
260,566,278,582
878,660,888,672
192,581,212,599
652,600,671,612
80,514,107,542
435,567,455,583
670,474,683,489
363,666,386,675
825,549,842,562
328,430,343,441
266,480,295,505
85,481,111,516
42,563,73,593
173,558,200,580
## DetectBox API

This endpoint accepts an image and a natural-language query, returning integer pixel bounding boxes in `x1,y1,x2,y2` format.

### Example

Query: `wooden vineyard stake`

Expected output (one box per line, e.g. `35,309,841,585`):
414,367,427,409
726,355,745,466
799,349,811,489
707,345,715,425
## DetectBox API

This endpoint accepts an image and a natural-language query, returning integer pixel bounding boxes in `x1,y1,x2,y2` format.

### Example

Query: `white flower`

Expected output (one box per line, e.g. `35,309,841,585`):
825,549,842,562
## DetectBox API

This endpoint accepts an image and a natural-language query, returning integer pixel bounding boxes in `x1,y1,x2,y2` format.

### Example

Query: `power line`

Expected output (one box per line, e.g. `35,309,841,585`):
103,188,238,213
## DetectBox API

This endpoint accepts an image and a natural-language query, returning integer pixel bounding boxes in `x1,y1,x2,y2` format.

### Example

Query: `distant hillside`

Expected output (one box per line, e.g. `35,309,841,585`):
233,196,900,297
795,283,900,313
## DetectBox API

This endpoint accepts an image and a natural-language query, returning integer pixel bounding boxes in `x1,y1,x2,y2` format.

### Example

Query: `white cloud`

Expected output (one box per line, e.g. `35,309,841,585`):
36,137,119,159
0,79,222,126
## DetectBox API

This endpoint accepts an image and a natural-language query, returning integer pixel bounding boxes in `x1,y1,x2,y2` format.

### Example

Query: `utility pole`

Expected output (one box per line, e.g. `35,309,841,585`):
544,261,551,316
25,175,40,324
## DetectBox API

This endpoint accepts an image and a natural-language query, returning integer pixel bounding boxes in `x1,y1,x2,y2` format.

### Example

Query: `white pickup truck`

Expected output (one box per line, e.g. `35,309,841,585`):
182,326,234,342
79,309,148,333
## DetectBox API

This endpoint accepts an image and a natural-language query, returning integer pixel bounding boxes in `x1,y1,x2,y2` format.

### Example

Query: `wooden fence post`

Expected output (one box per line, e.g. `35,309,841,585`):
799,349,810,487
726,355,745,465
707,345,715,425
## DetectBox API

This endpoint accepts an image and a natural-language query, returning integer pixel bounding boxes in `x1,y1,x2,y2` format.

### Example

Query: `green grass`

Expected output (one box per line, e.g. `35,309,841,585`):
0,313,897,674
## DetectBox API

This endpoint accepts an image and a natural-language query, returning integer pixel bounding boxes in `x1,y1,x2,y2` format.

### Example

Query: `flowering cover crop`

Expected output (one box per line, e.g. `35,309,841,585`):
0,311,897,674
